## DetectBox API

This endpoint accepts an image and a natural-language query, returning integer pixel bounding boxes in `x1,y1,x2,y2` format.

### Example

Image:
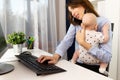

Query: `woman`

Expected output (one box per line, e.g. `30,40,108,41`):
37,0,112,75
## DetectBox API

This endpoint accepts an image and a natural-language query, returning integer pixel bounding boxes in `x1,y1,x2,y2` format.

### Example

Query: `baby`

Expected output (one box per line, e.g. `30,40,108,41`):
71,13,109,75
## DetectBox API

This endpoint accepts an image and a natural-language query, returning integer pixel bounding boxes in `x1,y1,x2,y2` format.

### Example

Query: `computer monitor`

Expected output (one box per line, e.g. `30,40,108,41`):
0,24,14,75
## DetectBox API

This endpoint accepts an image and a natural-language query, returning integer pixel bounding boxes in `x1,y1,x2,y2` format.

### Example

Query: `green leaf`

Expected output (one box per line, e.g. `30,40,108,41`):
6,32,26,45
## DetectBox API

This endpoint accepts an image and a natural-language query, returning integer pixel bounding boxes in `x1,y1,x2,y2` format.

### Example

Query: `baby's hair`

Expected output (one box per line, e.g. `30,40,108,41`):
82,13,97,27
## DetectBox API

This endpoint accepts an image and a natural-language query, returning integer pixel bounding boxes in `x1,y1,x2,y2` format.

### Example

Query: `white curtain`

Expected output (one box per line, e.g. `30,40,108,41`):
0,0,57,54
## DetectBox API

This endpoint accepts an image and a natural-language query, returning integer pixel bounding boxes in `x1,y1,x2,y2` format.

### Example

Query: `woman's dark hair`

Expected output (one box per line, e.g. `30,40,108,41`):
67,0,99,26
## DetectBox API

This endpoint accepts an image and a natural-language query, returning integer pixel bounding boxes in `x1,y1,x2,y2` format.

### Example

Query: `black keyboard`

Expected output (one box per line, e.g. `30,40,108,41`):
15,51,66,76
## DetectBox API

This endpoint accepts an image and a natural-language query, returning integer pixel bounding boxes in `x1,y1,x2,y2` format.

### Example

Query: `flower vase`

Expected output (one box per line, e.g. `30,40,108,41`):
13,44,23,53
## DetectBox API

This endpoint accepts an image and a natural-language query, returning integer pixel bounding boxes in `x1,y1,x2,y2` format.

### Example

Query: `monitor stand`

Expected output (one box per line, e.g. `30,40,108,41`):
0,63,14,75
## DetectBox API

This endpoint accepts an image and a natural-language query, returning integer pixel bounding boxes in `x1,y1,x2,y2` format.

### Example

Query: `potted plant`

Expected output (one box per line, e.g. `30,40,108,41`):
6,32,26,53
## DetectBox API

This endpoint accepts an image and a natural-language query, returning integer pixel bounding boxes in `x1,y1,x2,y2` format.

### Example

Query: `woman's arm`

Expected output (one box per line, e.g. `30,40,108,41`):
55,24,76,57
102,23,109,43
38,24,77,64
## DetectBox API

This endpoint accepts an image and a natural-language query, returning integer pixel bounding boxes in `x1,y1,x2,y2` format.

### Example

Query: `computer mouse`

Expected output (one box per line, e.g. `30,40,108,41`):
22,51,32,55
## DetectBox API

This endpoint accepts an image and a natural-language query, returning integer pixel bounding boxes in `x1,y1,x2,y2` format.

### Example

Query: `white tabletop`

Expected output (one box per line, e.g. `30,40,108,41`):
0,48,113,80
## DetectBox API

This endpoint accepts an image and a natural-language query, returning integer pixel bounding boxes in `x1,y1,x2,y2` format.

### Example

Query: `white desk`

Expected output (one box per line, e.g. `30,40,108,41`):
0,48,113,80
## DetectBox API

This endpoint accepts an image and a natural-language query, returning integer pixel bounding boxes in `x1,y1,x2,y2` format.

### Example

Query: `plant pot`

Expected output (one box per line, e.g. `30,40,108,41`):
13,44,23,53
27,41,34,49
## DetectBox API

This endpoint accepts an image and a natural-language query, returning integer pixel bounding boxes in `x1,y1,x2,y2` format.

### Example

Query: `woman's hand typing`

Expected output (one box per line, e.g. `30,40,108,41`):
37,54,61,64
